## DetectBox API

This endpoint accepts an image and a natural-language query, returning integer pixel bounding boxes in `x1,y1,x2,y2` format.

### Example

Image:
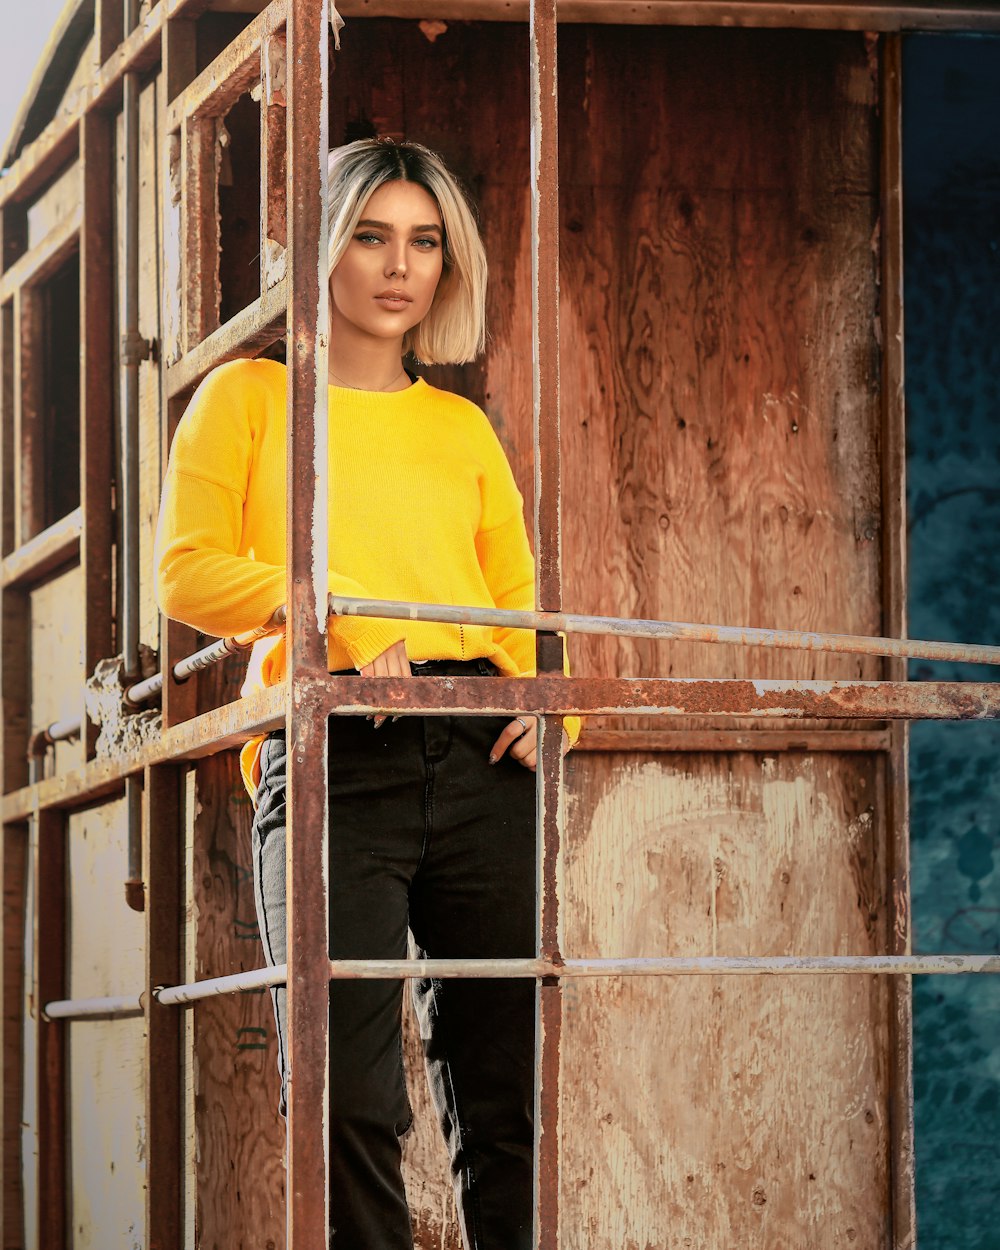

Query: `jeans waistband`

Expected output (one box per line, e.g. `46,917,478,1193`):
327,657,498,678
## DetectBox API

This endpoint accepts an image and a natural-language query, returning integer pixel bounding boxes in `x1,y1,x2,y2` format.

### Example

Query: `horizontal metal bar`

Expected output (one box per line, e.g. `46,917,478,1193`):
578,729,892,752
155,964,286,1005
4,685,285,821
34,577,993,764
47,952,1000,1019
43,995,145,1021
32,608,288,745
125,608,285,705
1,508,81,588
330,595,1000,668
40,717,82,745
305,674,1000,721
334,0,1000,26
325,954,1000,979
10,677,999,821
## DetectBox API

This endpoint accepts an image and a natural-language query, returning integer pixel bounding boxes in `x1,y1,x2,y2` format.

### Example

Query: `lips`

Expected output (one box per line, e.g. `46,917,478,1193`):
374,290,412,309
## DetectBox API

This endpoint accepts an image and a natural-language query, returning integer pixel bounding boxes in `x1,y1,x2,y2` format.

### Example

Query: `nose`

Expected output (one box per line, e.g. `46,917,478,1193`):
385,243,407,280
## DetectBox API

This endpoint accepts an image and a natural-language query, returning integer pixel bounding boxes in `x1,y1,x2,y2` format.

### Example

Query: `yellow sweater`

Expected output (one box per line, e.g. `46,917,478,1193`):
154,358,579,796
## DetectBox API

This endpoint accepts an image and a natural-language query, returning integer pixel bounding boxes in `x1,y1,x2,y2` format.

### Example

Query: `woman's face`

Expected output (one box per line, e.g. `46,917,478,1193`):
329,179,445,346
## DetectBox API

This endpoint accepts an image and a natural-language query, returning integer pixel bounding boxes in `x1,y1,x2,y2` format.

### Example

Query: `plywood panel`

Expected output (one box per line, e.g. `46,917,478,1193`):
556,26,883,735
561,751,890,1247
192,655,284,1250
66,799,146,1250
29,562,83,774
328,21,894,1249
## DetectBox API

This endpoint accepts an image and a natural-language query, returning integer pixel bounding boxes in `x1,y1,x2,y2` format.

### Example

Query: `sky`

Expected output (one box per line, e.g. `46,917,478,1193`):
1,0,70,157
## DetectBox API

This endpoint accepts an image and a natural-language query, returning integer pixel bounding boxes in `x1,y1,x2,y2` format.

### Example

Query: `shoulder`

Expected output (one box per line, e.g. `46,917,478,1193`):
173,358,285,464
417,380,503,445
195,356,286,405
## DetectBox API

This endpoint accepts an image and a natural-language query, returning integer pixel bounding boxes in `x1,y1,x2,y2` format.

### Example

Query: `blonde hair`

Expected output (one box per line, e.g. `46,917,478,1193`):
327,139,488,365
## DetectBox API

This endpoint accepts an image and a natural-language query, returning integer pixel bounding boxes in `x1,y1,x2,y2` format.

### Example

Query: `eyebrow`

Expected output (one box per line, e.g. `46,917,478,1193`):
357,218,443,235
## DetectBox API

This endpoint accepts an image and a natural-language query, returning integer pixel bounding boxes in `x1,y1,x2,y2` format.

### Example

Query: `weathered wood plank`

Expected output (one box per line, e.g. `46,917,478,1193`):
65,800,146,1248
561,751,891,1246
192,654,284,1249
35,807,67,1250
557,26,882,738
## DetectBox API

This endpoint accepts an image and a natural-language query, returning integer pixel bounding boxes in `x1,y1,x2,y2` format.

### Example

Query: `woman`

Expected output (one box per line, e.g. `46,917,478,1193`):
155,138,578,1249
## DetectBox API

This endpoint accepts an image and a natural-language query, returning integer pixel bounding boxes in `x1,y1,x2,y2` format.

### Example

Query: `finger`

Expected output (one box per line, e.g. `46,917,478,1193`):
488,719,533,765
509,723,537,761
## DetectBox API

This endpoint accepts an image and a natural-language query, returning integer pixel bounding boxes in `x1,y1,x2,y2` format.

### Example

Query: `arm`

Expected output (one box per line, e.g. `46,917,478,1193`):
154,362,407,667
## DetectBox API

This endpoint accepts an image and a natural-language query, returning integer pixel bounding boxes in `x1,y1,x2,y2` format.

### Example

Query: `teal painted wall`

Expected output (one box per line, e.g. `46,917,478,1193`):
904,34,1000,1249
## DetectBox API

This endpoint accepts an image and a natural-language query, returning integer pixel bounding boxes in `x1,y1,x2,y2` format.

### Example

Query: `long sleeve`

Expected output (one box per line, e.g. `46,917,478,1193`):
154,360,408,665
154,467,407,663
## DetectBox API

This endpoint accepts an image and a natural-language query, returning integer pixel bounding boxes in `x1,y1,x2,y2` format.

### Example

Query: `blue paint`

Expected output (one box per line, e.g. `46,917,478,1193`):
904,32,1000,1249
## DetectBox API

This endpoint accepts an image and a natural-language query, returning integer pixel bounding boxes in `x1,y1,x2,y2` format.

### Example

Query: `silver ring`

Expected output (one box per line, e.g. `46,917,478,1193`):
515,717,529,735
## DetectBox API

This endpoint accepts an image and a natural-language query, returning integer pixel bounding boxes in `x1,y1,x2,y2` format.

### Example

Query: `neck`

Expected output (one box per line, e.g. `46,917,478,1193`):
327,312,408,392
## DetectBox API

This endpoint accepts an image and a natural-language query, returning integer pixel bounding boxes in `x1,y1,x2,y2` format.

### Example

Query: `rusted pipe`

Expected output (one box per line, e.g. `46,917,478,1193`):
328,595,1000,668
41,951,1000,1021
43,994,145,1021
26,595,999,758
121,0,149,915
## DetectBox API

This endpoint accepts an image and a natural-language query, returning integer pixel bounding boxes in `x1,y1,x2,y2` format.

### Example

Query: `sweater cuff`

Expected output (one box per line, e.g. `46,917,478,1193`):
336,618,409,670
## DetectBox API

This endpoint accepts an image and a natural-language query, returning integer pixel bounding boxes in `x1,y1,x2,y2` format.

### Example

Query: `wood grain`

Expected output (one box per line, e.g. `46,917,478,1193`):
560,750,891,1247
557,26,883,735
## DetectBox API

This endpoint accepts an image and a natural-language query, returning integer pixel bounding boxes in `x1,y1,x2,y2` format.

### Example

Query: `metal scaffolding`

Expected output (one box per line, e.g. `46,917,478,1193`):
3,1,1000,1248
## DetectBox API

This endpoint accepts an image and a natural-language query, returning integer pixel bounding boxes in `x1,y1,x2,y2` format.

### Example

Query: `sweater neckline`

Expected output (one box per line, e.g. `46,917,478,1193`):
326,375,427,401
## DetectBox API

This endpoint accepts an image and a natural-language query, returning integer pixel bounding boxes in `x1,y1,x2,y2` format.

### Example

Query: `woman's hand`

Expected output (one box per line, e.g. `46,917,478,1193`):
360,640,411,727
488,717,571,772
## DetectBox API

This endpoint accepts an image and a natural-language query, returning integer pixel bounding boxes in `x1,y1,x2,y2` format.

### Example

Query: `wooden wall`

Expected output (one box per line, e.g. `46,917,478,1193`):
6,15,899,1250
329,19,888,1248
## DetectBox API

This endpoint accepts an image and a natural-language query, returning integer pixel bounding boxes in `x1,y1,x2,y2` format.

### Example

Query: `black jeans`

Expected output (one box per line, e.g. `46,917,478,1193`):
251,658,536,1250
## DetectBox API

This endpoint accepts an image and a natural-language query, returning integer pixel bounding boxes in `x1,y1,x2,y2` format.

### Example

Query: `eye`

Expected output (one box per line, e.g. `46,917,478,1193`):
413,236,440,250
355,231,384,245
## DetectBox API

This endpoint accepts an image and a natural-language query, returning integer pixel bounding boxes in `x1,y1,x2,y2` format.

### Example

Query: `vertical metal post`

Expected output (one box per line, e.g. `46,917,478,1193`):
285,1,331,1246
879,33,917,1250
143,764,183,1249
121,0,141,683
13,286,44,547
80,111,116,764
121,0,145,911
33,804,66,1250
529,0,564,1244
158,18,199,733
0,822,28,1250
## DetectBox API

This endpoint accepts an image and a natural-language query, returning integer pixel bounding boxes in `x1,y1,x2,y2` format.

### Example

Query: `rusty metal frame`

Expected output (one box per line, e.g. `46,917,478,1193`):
5,678,1000,825
880,33,917,1250
529,0,564,1241
0,3,996,1248
284,0,331,1244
